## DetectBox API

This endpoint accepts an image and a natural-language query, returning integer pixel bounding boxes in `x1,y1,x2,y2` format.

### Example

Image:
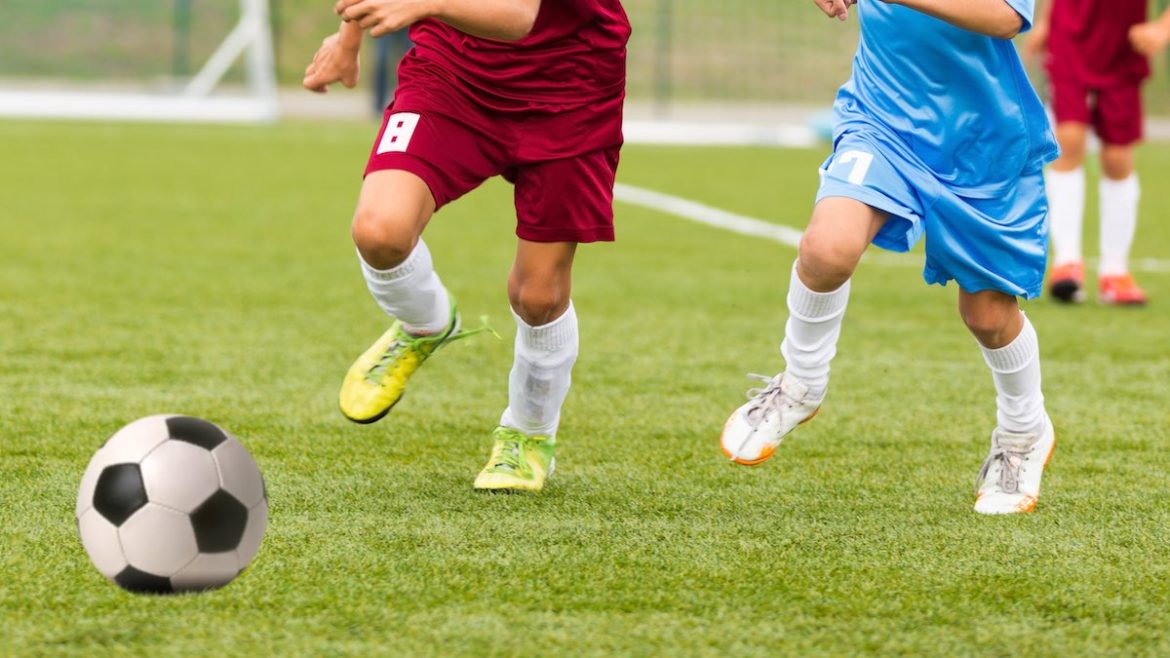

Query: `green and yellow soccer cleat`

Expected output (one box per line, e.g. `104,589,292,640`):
339,298,495,424
474,426,556,493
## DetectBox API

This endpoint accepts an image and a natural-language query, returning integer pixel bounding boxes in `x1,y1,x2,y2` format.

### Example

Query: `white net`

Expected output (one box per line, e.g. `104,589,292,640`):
0,0,278,122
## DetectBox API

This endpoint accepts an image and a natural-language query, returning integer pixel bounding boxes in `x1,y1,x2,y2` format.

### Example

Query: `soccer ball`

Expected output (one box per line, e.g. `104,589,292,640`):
76,415,267,594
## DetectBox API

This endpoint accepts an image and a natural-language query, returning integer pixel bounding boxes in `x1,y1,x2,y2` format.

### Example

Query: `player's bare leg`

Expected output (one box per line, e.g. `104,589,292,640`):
476,240,578,491
721,197,886,465
960,290,1054,514
1098,144,1147,304
340,170,470,423
1047,122,1089,303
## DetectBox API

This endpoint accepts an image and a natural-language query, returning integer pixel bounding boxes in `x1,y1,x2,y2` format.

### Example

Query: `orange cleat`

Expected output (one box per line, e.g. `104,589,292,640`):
1098,272,1148,306
1047,261,1085,304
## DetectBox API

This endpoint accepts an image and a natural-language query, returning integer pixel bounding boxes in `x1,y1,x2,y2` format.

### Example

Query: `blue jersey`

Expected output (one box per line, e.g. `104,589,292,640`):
833,0,1058,198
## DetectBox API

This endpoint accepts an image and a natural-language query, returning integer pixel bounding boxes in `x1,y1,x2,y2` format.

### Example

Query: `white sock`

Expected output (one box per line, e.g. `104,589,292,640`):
358,239,451,335
499,302,579,437
1099,174,1140,276
779,261,850,400
979,315,1046,435
1046,167,1085,266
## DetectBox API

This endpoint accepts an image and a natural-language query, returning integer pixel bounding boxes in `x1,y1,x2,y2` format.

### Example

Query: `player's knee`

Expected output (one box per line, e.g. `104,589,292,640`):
959,302,1015,345
1054,146,1086,169
1053,136,1087,168
508,279,569,326
1100,148,1135,180
798,232,859,289
351,205,419,268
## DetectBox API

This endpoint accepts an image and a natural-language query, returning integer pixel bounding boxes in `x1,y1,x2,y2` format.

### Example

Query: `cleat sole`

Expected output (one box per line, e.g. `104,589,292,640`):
340,394,403,425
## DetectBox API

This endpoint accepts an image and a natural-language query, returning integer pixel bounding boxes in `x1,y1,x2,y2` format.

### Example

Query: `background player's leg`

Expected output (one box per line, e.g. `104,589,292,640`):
499,239,579,437
1047,122,1089,302
351,169,450,334
783,197,888,400
1098,144,1146,304
961,289,1052,514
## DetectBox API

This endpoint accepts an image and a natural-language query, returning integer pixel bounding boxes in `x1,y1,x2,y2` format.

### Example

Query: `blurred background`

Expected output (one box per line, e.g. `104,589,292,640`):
3,0,1168,132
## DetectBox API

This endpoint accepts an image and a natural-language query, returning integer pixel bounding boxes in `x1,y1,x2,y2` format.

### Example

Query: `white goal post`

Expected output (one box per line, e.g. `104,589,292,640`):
0,0,279,123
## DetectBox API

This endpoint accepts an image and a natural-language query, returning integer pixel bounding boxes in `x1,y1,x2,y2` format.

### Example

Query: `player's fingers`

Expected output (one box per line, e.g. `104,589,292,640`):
334,0,359,15
302,74,323,92
359,14,381,30
340,0,372,20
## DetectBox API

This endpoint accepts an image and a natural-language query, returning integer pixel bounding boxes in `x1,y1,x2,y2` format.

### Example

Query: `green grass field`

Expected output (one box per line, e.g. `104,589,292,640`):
2,120,1170,657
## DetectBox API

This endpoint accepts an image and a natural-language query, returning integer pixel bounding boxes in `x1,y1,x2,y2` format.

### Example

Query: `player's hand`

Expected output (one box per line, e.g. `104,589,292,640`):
813,0,857,22
335,0,429,38
1129,21,1170,57
1023,21,1048,61
302,33,360,94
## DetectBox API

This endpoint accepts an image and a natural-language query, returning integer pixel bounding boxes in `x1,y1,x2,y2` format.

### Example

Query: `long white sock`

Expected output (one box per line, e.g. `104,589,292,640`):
979,315,1045,435
499,303,579,437
1099,174,1140,276
779,261,850,400
1046,167,1085,266
358,239,450,334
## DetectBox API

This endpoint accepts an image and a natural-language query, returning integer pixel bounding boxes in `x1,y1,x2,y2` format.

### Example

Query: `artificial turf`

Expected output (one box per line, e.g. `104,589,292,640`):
2,120,1169,656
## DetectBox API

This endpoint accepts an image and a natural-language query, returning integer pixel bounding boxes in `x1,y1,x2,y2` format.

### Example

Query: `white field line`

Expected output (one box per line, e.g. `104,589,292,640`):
614,182,1170,274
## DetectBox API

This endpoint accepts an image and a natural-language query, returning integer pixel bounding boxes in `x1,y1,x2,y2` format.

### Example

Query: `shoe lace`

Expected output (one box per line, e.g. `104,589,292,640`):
975,444,1028,495
743,373,788,428
447,315,502,345
491,428,529,474
365,315,500,384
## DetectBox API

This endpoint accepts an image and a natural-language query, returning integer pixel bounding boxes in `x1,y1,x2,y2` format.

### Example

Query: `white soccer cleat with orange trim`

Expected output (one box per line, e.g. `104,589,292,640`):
720,372,821,466
974,415,1055,515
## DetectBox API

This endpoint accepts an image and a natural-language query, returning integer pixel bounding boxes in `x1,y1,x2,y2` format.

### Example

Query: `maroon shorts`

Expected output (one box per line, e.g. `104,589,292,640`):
364,103,620,243
1050,78,1143,146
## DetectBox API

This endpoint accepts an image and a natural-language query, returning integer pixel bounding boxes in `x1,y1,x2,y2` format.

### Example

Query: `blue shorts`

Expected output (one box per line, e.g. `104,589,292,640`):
815,130,1049,299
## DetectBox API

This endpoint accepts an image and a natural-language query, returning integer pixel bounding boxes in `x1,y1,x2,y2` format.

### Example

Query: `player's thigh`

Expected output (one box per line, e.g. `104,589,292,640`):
923,170,1048,300
363,106,504,218
803,197,888,272
509,147,620,245
1094,83,1143,148
353,170,436,250
814,133,926,258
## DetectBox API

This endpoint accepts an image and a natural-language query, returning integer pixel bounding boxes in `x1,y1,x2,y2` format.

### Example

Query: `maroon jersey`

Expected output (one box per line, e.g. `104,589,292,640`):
1046,0,1150,87
391,1,629,159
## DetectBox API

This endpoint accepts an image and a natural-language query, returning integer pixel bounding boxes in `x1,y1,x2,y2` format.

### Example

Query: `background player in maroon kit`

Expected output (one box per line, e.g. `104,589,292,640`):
1027,0,1170,305
302,0,629,492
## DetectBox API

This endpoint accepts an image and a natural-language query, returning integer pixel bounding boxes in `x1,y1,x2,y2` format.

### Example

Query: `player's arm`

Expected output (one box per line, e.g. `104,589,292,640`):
302,20,363,93
1129,6,1170,57
884,0,1026,40
334,0,542,41
1023,0,1051,58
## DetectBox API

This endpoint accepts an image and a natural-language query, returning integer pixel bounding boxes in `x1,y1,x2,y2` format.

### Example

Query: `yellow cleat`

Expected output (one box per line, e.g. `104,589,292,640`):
474,426,556,493
340,298,496,424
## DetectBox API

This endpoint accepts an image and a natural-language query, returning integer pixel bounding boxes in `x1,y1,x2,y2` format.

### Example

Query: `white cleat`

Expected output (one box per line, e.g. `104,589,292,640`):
974,415,1056,515
720,372,822,466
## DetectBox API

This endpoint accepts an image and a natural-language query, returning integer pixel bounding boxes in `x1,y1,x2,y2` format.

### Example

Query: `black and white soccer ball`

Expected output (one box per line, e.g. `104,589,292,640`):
76,415,267,594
